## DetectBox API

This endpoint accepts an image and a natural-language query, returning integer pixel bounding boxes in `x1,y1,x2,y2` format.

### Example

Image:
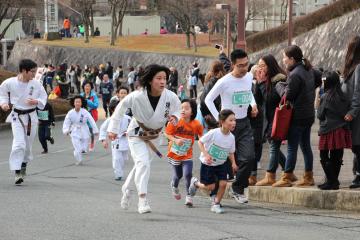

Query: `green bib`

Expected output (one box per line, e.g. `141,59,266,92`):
232,91,252,105
37,110,49,121
208,144,228,163
170,138,192,156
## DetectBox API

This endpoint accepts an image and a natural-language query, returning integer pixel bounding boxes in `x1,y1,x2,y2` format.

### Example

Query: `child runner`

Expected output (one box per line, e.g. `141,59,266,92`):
189,109,237,213
165,98,203,206
62,95,99,165
0,59,47,185
37,101,55,154
108,64,181,214
99,74,114,117
99,99,131,181
317,71,352,190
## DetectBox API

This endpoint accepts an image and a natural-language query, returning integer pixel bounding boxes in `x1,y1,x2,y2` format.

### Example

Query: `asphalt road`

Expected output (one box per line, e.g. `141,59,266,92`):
0,120,360,240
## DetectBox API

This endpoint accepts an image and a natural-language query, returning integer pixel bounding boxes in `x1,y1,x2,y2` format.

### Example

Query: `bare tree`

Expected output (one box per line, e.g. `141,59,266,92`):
158,0,203,51
73,0,95,43
0,1,22,39
280,0,288,24
109,0,128,46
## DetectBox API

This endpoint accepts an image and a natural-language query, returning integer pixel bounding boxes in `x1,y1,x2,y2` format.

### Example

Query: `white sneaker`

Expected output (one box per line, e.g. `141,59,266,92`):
121,189,131,209
188,177,199,196
211,204,224,214
75,160,82,166
233,193,248,204
185,195,193,207
171,181,181,200
138,197,151,214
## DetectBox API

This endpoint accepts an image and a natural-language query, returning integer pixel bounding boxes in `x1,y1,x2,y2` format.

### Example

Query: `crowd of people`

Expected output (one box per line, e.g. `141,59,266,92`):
1,35,359,215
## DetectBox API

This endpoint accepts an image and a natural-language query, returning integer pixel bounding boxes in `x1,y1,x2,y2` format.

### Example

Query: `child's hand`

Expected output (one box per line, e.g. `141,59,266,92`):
204,153,213,164
175,138,184,146
101,140,108,149
232,163,238,173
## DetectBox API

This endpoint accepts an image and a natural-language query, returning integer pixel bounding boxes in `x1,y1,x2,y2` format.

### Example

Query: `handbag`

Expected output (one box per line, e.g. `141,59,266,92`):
271,96,293,141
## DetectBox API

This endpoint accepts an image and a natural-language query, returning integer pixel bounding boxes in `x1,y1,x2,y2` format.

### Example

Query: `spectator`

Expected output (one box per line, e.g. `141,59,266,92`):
94,27,100,36
73,25,79,37
113,65,124,89
79,24,85,36
167,67,178,94
34,29,41,39
142,28,148,35
63,17,71,38
56,65,70,99
105,61,114,81
341,35,360,188
160,26,168,34
273,45,322,187
189,62,200,99
127,66,136,91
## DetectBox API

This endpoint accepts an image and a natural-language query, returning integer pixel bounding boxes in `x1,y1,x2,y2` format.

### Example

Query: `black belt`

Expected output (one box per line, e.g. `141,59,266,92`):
14,108,36,136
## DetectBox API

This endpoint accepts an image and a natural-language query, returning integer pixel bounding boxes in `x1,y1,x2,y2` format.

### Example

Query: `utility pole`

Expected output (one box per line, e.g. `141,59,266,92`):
288,0,293,46
236,0,246,50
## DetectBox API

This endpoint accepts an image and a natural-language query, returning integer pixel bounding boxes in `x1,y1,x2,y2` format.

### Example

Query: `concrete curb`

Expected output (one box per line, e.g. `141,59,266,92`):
198,182,360,211
0,114,66,132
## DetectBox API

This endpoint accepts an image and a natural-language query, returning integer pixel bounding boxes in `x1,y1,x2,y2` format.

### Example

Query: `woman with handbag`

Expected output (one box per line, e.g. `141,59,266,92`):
254,54,293,186
273,45,322,187
341,35,360,188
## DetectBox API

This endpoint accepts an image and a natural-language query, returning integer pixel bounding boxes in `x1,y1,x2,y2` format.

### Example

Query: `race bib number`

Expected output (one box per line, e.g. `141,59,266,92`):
37,110,49,121
232,91,252,105
208,144,228,163
170,138,192,156
102,88,110,95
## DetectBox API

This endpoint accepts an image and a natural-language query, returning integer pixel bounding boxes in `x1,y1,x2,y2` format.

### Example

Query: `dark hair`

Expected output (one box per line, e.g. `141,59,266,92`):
116,86,129,94
248,63,255,72
82,81,94,91
138,64,170,90
284,45,312,71
260,54,287,92
343,35,360,79
204,60,225,84
70,95,87,108
129,66,134,71
230,49,248,64
19,59,37,72
181,98,197,120
322,71,346,104
193,62,198,68
109,99,119,116
218,109,235,126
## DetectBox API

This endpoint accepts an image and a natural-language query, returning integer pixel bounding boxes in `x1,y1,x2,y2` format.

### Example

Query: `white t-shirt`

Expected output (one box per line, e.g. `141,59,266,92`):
205,72,256,121
199,128,235,166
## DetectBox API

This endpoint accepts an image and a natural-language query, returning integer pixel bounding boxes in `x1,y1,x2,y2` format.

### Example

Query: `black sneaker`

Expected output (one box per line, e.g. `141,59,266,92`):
49,137,55,144
349,175,360,189
15,173,23,185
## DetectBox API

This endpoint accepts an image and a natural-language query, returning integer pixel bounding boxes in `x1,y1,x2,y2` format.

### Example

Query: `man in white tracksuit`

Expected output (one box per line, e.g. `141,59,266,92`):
0,59,48,184
108,64,181,214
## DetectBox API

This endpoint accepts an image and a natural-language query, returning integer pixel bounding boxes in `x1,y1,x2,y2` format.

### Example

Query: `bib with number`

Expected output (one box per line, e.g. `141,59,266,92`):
37,110,49,121
170,138,192,156
102,87,110,95
232,91,252,105
208,144,228,163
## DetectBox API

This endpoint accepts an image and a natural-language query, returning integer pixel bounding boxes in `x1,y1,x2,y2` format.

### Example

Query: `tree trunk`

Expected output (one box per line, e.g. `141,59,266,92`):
90,6,94,36
0,8,20,40
110,6,116,46
185,32,191,49
84,22,89,43
192,33,197,52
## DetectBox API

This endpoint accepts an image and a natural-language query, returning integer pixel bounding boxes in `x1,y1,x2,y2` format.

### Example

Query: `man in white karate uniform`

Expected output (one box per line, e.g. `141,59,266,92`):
0,59,48,184
108,64,181,214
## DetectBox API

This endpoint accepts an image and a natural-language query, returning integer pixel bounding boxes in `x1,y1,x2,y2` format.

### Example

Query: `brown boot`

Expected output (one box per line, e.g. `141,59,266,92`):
272,172,293,187
248,176,257,186
288,172,298,182
295,171,315,187
255,172,276,186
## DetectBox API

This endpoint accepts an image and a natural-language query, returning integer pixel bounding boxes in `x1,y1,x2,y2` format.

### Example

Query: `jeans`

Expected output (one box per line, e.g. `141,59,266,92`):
284,124,313,173
267,139,286,173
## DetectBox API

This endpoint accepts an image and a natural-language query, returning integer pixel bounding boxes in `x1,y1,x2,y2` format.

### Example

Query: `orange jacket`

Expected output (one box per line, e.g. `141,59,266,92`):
63,19,70,29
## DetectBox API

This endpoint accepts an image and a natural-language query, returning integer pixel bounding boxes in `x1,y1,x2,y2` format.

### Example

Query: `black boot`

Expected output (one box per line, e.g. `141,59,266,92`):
319,161,339,190
333,160,342,188
318,160,329,189
349,175,360,189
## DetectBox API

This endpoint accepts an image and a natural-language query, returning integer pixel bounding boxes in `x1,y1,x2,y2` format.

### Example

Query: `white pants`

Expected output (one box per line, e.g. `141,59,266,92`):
112,149,128,178
123,138,155,195
9,120,37,171
71,137,89,162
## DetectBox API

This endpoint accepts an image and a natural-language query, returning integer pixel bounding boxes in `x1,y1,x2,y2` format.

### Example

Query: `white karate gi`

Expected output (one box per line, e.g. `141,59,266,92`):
108,89,181,195
62,108,99,163
99,116,131,178
0,77,47,171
